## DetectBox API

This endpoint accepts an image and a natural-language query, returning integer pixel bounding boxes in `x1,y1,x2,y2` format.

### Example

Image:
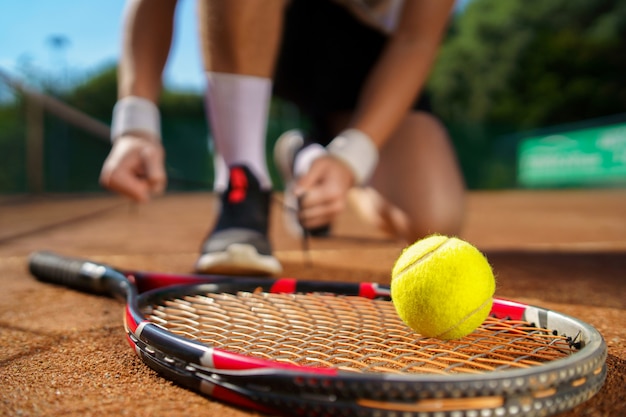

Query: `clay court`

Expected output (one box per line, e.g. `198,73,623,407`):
1,189,625,416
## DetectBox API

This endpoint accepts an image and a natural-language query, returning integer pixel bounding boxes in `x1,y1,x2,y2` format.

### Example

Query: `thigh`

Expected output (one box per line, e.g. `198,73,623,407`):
369,111,466,239
273,0,387,142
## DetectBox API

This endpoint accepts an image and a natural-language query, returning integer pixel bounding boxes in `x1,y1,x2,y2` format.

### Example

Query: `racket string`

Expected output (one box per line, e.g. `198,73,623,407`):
146,292,575,375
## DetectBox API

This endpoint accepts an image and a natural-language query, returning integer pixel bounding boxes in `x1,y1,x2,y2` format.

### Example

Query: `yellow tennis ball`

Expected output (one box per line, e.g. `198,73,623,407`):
391,235,496,340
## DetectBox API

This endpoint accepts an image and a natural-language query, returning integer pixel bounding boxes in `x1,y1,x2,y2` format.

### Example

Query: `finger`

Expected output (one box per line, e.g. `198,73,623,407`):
142,145,167,196
299,208,334,230
100,149,150,203
297,165,344,209
299,195,344,229
293,159,327,197
105,167,152,203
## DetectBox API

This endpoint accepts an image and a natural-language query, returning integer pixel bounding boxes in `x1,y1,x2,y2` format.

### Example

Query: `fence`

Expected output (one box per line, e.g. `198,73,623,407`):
0,70,304,194
3,70,623,194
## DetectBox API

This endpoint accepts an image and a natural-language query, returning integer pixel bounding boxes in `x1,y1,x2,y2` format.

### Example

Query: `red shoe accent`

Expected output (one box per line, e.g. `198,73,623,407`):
228,167,248,203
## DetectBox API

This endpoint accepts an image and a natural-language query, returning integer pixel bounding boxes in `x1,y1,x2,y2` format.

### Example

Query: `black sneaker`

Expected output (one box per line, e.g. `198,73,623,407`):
195,165,282,275
274,130,331,237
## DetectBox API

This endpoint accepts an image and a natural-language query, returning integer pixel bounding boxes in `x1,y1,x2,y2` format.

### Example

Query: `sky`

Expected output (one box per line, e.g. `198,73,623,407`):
0,0,472,93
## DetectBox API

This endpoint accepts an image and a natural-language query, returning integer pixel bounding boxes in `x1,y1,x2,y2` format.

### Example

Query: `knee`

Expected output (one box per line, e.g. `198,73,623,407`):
404,193,466,243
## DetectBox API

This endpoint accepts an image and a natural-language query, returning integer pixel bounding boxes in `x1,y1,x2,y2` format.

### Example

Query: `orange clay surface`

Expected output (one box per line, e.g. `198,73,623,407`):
1,189,624,417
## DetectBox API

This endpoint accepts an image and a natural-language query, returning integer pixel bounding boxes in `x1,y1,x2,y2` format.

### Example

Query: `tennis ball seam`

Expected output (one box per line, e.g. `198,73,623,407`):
435,296,493,339
393,236,452,281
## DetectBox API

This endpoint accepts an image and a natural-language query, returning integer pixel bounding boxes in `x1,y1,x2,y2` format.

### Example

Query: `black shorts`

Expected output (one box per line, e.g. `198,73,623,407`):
273,0,432,143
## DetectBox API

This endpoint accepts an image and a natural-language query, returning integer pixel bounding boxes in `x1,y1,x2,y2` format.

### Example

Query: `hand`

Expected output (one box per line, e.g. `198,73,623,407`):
294,156,355,230
99,134,166,203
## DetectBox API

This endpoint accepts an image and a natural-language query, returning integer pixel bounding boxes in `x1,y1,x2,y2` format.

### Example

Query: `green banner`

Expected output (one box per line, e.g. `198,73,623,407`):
518,122,626,188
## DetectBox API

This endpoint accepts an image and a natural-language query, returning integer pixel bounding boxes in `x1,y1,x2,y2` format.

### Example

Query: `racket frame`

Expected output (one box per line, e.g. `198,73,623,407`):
29,251,608,417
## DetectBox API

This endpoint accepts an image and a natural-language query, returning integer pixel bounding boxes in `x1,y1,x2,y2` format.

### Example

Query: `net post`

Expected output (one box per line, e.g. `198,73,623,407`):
25,93,44,193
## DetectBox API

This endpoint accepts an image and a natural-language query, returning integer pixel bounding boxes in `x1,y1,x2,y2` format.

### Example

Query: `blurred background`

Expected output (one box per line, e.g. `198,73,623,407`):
1,0,625,195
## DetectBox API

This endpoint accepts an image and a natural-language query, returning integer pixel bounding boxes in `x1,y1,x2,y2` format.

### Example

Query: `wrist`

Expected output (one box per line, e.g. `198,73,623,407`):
111,96,161,143
326,128,379,185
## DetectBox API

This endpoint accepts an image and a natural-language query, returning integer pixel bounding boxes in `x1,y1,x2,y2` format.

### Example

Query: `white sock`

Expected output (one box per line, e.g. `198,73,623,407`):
212,152,229,194
205,72,273,190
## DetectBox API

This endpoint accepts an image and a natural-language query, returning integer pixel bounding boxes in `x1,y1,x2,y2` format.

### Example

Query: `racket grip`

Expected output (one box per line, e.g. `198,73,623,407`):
28,251,115,295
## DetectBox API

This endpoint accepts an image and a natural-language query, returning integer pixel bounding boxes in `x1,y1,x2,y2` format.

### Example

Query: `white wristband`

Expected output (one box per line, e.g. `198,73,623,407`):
111,96,161,142
326,129,379,185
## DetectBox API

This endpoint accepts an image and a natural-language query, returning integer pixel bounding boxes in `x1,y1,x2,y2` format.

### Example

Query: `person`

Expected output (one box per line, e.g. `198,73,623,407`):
100,0,465,276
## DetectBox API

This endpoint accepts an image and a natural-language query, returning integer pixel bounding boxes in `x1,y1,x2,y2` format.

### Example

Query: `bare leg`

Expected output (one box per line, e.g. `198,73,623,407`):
198,0,286,76
194,0,287,275
347,111,466,242
197,0,288,189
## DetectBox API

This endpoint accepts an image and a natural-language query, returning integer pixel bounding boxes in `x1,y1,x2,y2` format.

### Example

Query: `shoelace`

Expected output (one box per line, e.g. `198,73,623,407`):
158,170,315,267
273,194,313,268
297,195,313,268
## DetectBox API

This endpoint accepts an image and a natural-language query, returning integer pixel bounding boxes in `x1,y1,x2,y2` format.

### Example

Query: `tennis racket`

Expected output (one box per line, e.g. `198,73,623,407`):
29,251,607,417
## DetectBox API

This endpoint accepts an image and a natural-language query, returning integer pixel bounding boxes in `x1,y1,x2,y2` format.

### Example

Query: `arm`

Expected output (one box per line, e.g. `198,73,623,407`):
350,0,455,148
295,1,455,230
119,0,177,102
100,0,177,202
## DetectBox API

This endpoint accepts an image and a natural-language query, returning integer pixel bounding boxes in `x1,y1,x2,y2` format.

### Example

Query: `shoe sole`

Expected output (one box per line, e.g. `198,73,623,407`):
195,243,282,276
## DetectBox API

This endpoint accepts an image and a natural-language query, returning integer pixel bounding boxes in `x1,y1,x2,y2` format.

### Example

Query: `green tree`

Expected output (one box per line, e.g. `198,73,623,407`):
62,64,206,123
427,0,626,188
430,0,626,130
63,64,118,123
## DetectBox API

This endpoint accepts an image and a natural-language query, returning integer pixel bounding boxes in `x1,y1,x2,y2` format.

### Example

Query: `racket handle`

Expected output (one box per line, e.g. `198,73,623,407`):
28,251,123,296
